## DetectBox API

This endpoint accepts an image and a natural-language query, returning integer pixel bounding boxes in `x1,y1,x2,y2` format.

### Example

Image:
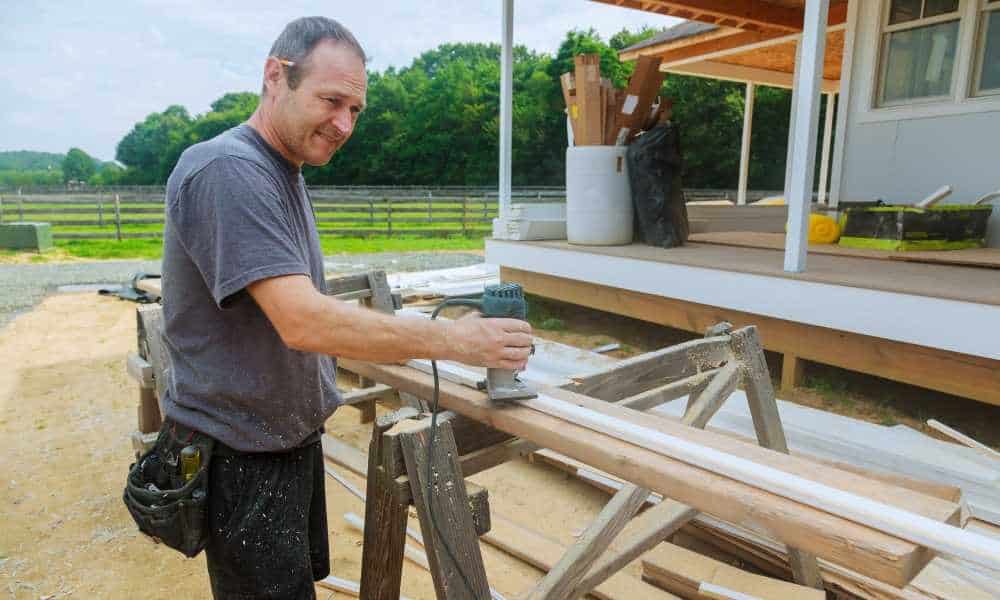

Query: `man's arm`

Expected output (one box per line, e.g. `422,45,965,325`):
247,274,533,369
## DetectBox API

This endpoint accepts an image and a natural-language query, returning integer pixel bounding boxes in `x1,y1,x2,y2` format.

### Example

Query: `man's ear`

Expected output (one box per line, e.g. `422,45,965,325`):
262,56,285,96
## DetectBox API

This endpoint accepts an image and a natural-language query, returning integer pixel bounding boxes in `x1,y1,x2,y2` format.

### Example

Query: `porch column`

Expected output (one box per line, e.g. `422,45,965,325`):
498,0,514,227
817,93,836,205
784,0,831,273
737,82,756,206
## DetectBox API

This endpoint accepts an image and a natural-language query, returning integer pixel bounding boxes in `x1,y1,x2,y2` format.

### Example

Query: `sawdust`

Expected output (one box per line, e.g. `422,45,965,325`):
0,292,614,599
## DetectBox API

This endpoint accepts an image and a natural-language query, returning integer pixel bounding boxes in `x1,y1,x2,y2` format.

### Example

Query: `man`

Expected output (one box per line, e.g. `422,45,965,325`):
158,16,532,598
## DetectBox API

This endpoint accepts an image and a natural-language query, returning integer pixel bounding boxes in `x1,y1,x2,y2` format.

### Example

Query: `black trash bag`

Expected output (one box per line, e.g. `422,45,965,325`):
625,121,690,248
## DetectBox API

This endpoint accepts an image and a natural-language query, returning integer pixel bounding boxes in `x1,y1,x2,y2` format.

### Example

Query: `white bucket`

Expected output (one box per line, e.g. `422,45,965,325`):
566,145,633,245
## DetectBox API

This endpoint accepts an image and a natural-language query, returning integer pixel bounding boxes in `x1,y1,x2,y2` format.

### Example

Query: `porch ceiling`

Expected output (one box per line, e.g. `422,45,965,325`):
604,1,848,86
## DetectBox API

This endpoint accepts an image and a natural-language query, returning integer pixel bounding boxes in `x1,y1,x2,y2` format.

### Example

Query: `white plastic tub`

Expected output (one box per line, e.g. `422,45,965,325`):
566,145,633,245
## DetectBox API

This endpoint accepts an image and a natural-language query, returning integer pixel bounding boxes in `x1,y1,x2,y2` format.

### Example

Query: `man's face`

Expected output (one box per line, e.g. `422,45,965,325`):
271,40,367,166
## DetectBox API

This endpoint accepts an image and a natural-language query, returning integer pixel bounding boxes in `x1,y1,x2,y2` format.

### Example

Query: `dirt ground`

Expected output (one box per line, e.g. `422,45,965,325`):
0,293,614,599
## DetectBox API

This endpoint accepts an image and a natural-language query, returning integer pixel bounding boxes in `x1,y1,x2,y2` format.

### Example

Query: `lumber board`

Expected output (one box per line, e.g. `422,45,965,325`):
359,410,412,600
560,72,579,141
501,267,1000,407
641,542,825,600
340,384,395,406
564,336,731,401
681,361,739,428
126,352,154,389
574,54,603,146
616,55,664,144
690,231,1000,269
528,388,996,574
539,387,961,527
617,368,719,412
339,359,952,587
482,512,679,600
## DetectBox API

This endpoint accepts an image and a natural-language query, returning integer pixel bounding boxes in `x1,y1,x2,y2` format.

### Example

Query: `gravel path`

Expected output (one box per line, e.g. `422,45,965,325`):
0,252,483,328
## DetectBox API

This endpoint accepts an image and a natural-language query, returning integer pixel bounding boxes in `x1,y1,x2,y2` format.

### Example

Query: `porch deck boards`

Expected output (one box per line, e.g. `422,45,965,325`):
522,240,1000,307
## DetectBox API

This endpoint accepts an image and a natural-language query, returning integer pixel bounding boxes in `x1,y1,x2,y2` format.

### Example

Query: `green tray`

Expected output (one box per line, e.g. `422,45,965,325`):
838,205,992,251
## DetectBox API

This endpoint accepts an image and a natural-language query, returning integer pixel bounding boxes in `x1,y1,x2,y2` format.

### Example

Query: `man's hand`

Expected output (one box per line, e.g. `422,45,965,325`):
446,312,533,370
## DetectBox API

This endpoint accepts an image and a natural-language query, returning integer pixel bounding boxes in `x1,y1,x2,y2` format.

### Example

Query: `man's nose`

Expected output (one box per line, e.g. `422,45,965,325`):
331,109,352,138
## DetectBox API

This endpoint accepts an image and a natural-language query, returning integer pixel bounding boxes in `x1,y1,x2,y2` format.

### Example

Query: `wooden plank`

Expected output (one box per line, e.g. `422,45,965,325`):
322,433,371,477
482,512,680,600
617,368,719,412
323,426,492,538
359,410,413,600
689,231,1000,269
527,388,994,573
731,327,821,587
340,359,955,587
126,352,153,389
642,542,825,600
501,268,1000,407
615,55,664,145
397,417,492,599
458,438,538,477
576,499,698,596
527,483,648,599
564,336,731,401
574,54,603,146
926,420,1000,461
340,384,395,406
325,272,372,296
364,270,395,314
681,361,739,429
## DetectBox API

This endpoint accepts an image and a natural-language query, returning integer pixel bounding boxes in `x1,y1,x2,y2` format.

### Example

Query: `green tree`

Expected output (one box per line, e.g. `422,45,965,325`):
62,147,96,183
116,105,193,183
210,92,259,113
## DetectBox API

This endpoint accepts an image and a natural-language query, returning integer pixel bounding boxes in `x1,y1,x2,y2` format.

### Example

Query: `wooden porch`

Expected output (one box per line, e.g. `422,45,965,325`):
486,237,1000,406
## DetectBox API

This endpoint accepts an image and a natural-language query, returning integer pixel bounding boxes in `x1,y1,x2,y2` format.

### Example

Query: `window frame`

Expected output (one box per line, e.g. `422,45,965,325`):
876,0,965,107
971,0,1000,96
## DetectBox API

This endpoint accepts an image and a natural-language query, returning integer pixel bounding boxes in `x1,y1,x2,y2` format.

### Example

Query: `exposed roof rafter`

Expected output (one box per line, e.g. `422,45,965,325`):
592,0,807,32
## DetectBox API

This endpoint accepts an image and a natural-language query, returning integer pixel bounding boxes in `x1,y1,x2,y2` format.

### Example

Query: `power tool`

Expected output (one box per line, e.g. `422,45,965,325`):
429,282,536,403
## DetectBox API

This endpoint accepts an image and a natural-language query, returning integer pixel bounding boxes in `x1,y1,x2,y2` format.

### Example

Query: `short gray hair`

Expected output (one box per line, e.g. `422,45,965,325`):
264,17,367,93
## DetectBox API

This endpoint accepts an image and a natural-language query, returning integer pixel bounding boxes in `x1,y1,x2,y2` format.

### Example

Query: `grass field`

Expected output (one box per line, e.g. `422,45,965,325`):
0,234,487,262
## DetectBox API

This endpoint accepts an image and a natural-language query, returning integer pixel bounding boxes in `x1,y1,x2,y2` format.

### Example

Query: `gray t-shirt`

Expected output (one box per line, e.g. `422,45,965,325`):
160,123,341,452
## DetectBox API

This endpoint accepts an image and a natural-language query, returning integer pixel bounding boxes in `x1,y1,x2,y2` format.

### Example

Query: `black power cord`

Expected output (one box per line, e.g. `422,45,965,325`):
427,298,484,597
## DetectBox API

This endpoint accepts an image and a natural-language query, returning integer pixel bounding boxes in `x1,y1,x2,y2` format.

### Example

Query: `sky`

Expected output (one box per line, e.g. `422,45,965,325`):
0,1,678,162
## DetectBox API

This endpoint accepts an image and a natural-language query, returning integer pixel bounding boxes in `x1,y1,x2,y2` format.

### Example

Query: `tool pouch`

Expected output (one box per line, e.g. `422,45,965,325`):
122,420,215,558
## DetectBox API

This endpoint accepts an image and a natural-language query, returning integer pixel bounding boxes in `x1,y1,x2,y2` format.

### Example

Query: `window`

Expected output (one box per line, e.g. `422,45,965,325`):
973,1,1000,95
877,0,963,106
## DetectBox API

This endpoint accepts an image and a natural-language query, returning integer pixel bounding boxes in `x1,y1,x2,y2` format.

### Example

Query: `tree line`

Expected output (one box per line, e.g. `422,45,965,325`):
10,28,802,190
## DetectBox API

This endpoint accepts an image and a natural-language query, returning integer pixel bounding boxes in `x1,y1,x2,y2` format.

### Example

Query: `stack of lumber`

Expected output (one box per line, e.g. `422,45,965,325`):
385,264,499,300
561,54,666,146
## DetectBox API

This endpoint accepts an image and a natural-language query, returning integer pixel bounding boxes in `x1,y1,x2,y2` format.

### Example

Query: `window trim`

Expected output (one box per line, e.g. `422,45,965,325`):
876,0,964,107
971,1,1000,96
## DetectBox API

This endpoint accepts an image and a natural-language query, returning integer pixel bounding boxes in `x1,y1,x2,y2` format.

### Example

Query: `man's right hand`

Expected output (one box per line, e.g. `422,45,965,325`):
445,312,533,370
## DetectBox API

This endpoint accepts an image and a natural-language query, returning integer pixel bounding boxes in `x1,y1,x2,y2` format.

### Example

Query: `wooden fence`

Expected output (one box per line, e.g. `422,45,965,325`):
0,186,778,240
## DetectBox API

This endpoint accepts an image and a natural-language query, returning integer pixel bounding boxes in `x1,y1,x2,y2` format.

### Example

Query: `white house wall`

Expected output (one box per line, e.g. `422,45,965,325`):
838,0,1000,204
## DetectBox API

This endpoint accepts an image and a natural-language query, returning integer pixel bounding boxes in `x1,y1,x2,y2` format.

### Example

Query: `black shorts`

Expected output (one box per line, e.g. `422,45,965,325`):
205,437,330,599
